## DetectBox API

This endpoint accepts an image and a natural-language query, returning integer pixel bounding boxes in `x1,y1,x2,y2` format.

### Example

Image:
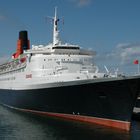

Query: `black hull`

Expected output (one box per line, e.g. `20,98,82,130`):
0,78,140,131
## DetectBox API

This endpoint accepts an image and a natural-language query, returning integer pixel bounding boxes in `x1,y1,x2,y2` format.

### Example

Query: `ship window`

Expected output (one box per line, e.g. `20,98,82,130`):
52,46,80,50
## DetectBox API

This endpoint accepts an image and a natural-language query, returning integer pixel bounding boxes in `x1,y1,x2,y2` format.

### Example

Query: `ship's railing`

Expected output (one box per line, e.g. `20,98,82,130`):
0,58,27,75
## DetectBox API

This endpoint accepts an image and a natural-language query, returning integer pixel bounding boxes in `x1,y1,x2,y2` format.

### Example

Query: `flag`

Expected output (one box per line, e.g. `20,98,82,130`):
134,60,139,64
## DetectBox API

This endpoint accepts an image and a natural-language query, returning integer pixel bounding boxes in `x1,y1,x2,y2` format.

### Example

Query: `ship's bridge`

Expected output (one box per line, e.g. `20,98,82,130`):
24,43,96,56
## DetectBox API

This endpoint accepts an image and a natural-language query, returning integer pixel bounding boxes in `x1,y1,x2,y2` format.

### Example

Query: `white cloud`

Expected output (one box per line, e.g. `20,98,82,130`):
95,43,140,74
77,0,91,7
69,0,91,7
115,43,140,64
116,43,132,49
96,43,140,66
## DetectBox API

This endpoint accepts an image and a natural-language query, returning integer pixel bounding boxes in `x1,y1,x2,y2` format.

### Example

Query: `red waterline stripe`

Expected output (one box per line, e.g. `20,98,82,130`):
14,107,130,131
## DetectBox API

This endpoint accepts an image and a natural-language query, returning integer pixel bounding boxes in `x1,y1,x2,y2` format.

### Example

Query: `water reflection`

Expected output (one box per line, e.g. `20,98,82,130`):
0,105,139,140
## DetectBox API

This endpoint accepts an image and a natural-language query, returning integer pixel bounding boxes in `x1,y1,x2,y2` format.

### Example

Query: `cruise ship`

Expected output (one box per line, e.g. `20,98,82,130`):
0,8,140,131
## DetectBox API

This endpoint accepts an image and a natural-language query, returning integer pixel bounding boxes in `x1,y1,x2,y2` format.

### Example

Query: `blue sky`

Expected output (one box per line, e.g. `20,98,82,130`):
0,0,140,73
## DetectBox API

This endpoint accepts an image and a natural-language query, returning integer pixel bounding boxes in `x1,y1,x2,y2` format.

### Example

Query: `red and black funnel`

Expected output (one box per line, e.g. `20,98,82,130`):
19,30,30,50
12,30,30,59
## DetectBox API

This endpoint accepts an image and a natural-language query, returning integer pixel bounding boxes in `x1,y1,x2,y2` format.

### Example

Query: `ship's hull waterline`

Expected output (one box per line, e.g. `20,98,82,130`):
0,76,140,131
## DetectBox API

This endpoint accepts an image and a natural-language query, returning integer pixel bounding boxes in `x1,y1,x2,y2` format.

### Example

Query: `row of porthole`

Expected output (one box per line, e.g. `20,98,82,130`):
43,58,86,62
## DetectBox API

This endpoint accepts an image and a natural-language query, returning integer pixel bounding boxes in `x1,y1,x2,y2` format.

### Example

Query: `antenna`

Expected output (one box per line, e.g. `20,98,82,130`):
53,7,60,46
46,7,62,46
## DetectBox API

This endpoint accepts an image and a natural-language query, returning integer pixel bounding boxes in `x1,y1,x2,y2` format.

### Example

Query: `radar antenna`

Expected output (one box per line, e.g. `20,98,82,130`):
46,7,63,46
53,7,60,46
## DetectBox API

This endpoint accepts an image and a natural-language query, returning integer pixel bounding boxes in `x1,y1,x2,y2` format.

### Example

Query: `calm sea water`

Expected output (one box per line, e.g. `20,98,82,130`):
0,105,140,140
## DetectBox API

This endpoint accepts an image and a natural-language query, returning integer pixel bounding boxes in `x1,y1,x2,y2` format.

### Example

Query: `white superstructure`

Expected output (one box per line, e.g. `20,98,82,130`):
0,7,114,90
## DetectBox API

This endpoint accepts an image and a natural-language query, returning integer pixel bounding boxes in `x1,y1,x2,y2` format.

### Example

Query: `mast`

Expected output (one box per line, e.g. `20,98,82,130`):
53,7,60,46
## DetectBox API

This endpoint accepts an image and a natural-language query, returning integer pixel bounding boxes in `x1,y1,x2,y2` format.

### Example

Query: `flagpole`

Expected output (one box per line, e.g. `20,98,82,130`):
134,59,139,74
138,63,140,74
